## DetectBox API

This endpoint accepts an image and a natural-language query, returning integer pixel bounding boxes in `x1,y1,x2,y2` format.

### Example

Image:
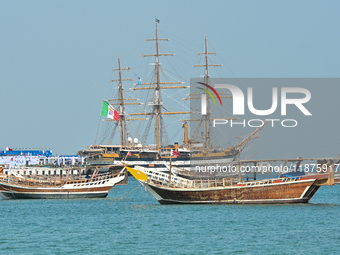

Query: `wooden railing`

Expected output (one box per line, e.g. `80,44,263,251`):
0,171,125,188
134,166,301,189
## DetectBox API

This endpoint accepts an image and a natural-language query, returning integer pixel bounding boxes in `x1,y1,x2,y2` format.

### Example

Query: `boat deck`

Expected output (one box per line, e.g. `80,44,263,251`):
0,172,122,188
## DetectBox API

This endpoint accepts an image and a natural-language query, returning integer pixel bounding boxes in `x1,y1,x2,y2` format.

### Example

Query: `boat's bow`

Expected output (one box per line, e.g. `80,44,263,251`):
126,166,148,182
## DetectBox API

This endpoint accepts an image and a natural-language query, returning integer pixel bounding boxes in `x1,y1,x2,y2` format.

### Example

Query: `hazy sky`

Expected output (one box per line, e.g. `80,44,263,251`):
1,0,339,156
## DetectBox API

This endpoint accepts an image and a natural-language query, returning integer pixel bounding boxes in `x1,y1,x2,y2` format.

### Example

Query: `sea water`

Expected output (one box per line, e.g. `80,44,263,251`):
0,178,339,254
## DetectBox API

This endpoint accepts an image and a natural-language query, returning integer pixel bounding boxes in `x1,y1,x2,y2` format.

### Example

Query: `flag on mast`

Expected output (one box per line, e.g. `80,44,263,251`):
101,100,120,122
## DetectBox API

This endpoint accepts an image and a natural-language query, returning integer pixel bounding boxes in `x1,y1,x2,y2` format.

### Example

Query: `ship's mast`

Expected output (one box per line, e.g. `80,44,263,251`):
184,35,235,150
203,34,210,149
204,34,210,78
155,20,161,151
110,54,133,146
118,56,127,146
129,18,190,152
193,34,222,150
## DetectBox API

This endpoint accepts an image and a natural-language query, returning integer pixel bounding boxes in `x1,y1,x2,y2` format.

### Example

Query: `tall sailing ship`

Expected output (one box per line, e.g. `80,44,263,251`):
81,19,264,170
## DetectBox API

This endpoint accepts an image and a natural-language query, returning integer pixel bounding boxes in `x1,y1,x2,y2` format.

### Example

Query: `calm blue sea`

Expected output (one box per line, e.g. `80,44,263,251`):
1,177,339,254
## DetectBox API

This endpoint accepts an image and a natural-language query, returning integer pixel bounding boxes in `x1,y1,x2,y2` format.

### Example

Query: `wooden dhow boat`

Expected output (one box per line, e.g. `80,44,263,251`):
0,165,128,199
127,157,338,204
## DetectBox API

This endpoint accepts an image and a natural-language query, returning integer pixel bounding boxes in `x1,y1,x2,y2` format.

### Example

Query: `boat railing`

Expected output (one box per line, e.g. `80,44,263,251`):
134,165,232,188
0,170,124,187
135,165,302,189
243,177,296,186
134,166,194,188
134,167,236,189
171,177,298,189
65,172,123,185
1,175,64,187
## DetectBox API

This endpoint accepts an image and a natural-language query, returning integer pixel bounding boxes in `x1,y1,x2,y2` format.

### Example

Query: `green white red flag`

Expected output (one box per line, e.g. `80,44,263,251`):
101,100,120,122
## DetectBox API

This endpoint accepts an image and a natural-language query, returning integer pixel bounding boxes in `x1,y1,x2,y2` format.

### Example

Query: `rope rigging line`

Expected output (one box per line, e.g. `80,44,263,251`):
158,30,201,52
127,121,143,140
160,115,170,146
94,116,102,144
119,30,153,59
108,183,143,205
208,41,237,78
107,123,118,145
141,112,155,144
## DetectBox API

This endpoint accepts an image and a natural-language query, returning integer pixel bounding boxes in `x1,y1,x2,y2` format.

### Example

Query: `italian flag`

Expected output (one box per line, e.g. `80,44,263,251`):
101,100,120,122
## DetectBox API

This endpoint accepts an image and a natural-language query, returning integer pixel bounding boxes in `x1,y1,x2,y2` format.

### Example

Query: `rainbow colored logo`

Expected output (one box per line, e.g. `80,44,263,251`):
197,82,222,106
